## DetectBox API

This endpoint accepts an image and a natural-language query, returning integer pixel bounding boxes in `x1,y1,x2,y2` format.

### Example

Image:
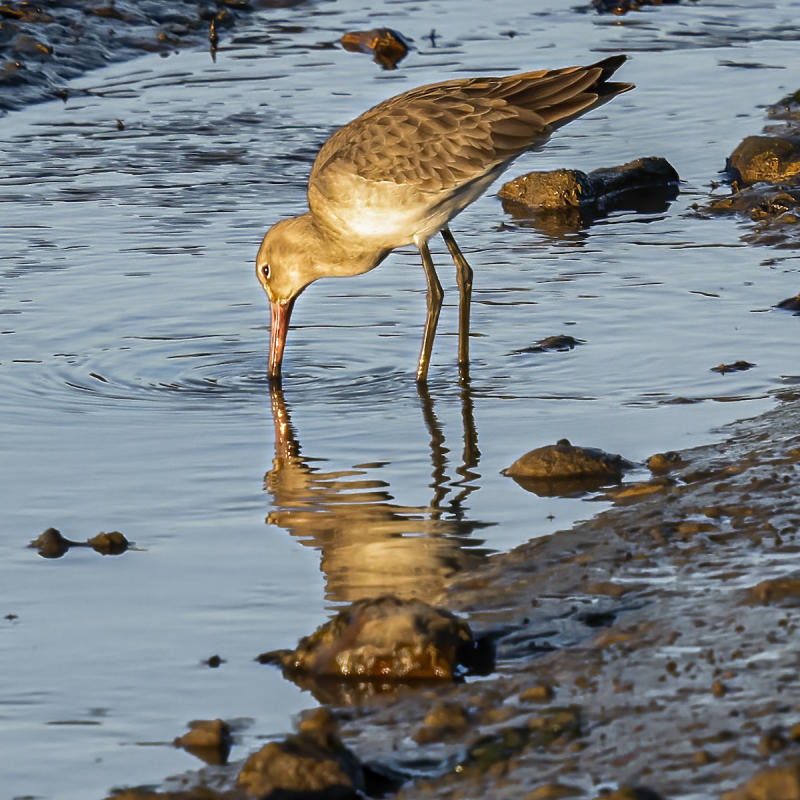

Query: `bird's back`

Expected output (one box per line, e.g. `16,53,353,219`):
305,56,632,248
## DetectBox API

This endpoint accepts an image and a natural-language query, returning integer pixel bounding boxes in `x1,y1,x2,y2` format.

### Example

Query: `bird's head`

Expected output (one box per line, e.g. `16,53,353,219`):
256,215,319,380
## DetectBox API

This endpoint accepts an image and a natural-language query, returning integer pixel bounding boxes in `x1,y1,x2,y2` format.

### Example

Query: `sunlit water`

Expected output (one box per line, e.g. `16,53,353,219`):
2,0,800,796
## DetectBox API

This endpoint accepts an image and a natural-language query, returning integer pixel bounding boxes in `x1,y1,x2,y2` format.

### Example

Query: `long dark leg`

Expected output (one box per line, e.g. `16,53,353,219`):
416,238,443,383
441,227,473,371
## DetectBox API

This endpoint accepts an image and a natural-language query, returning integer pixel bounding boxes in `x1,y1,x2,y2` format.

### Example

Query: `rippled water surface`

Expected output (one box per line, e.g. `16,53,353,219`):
2,0,800,796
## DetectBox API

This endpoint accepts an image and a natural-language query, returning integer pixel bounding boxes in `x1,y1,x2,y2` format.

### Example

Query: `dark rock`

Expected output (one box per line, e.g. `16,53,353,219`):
711,360,755,374
776,293,800,312
29,527,74,558
340,28,409,70
647,451,683,473
721,760,800,800
726,135,800,186
237,707,364,799
768,89,800,122
258,595,480,680
595,789,665,800
460,707,581,773
503,439,632,496
499,157,679,229
173,718,232,765
412,701,470,743
87,530,130,555
204,654,225,668
511,335,584,354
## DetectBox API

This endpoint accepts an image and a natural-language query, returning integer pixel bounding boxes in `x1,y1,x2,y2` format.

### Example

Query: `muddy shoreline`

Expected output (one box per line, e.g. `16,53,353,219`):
111,391,800,799
336,390,800,799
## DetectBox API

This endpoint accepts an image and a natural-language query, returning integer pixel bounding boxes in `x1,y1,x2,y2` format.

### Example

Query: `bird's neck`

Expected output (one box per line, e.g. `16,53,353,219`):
306,214,390,280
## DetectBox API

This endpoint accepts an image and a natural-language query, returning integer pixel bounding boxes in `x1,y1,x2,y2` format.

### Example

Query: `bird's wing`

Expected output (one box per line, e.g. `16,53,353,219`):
309,60,628,193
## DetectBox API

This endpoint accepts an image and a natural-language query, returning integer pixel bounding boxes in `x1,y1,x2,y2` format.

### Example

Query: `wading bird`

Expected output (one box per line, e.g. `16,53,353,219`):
257,55,632,382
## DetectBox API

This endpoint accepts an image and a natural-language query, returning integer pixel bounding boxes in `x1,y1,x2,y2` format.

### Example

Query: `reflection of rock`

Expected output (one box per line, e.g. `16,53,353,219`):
340,27,410,70
258,595,487,681
503,439,632,496
264,384,490,603
499,157,679,232
173,719,232,766
237,708,366,799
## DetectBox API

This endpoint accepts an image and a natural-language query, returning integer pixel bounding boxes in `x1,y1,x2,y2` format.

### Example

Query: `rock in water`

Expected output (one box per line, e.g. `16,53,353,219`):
258,595,477,680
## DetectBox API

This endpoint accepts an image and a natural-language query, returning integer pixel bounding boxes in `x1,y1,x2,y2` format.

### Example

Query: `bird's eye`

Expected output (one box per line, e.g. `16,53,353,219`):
260,263,271,280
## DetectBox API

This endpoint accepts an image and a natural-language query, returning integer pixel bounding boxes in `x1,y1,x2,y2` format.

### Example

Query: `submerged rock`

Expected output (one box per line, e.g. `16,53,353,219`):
258,595,483,681
499,156,679,229
503,439,632,496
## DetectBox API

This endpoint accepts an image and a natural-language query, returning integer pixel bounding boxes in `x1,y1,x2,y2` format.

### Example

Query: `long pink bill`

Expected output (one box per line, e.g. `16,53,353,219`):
268,299,294,380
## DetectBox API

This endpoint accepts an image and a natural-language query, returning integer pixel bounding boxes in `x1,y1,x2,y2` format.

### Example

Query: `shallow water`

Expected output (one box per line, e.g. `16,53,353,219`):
2,0,800,796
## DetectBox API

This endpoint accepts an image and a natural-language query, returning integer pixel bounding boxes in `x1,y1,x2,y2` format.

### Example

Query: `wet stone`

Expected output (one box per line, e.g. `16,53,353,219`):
776,293,800,312
29,527,74,558
518,684,555,703
595,789,665,800
512,335,584,354
726,135,800,186
503,438,632,496
499,157,679,227
173,718,232,766
412,700,470,743
257,595,481,681
711,360,755,375
87,530,130,555
237,708,365,799
647,451,683,473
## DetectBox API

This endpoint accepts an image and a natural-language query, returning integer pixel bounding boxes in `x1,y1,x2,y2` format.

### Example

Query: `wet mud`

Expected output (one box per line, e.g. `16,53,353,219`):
341,391,800,799
104,392,800,798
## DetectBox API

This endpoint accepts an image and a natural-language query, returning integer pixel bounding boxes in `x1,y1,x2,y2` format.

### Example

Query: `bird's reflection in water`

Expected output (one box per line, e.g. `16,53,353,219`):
265,379,493,603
